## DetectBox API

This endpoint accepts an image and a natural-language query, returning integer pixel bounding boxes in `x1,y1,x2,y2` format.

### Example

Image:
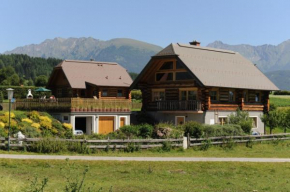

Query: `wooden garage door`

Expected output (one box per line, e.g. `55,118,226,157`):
99,116,114,134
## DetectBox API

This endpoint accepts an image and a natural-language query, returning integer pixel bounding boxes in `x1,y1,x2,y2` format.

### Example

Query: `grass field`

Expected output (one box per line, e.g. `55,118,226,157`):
270,95,290,107
0,159,290,191
3,140,290,158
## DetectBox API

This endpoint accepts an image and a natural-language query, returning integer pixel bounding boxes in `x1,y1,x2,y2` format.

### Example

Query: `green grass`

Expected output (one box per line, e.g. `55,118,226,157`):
270,95,290,107
3,140,290,158
0,159,290,191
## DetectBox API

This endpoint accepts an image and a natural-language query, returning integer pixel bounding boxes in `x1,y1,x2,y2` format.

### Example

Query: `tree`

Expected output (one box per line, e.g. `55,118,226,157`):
228,108,253,134
261,110,281,134
35,75,48,86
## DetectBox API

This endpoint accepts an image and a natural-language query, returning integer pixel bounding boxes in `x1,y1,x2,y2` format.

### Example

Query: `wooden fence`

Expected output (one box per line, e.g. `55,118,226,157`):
0,137,183,149
1,133,290,150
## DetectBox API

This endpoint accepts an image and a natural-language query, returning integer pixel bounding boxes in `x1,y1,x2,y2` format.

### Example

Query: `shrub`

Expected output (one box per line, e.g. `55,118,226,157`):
63,123,72,130
31,123,41,129
14,111,27,122
22,118,33,124
138,124,153,138
29,138,67,153
0,128,7,137
119,125,139,138
0,122,4,129
4,112,15,118
39,116,52,130
153,122,176,138
29,111,40,122
203,124,244,137
182,121,203,138
131,90,142,100
22,126,41,138
228,108,253,134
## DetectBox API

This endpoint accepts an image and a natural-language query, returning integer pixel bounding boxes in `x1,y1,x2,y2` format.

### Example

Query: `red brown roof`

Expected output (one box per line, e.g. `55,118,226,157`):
53,60,132,89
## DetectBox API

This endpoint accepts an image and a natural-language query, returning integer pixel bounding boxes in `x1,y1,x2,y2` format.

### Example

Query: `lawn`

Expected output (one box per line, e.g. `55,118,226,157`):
1,159,290,191
3,140,290,158
270,95,290,107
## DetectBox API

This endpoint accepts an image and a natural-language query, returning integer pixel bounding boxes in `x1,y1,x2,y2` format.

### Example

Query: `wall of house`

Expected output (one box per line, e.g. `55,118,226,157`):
204,111,264,134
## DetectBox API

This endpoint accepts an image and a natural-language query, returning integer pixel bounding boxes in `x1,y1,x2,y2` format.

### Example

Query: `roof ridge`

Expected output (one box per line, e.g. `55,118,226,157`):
64,60,118,65
177,43,236,54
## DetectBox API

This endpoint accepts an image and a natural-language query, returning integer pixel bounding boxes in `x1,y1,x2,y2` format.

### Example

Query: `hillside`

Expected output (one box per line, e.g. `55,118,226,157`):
4,37,163,73
207,40,290,72
265,70,290,90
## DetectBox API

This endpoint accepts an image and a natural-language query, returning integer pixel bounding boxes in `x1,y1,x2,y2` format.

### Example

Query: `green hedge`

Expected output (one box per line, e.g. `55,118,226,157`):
273,90,290,95
0,85,38,99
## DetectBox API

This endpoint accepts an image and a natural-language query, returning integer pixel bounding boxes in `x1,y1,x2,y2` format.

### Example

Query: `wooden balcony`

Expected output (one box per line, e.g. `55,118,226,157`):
14,98,132,113
155,100,202,112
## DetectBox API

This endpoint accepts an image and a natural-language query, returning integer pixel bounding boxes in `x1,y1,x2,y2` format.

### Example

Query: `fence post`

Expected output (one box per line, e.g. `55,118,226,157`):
183,136,187,149
187,133,190,148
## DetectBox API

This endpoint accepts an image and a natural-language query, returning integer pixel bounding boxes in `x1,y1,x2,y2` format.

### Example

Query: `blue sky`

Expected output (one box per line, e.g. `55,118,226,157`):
0,0,289,52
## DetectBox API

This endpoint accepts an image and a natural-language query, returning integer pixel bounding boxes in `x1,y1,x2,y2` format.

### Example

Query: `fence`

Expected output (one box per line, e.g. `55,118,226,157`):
1,133,290,150
0,137,183,149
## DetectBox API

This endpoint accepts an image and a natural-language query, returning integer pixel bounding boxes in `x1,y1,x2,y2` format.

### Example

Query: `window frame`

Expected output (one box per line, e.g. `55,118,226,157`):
250,116,258,128
117,89,123,97
218,116,228,125
179,88,198,101
175,116,185,126
102,89,108,97
152,89,165,101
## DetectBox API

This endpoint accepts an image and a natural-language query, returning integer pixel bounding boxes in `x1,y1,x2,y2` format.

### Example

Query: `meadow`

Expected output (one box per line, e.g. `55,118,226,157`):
270,94,290,107
1,159,290,192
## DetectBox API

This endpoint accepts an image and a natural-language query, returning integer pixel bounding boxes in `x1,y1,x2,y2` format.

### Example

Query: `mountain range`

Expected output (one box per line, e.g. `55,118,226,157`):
4,37,162,73
4,37,290,90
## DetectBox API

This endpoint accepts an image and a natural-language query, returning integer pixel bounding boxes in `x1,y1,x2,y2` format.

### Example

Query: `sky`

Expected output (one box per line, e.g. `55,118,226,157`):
0,0,290,53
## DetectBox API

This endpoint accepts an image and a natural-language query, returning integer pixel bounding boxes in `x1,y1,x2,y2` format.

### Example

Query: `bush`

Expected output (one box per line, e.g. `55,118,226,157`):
153,122,177,138
228,109,253,134
273,90,290,95
28,111,40,122
131,90,142,100
182,121,203,138
22,118,33,124
22,126,41,138
203,124,244,137
119,125,139,138
30,138,67,153
138,124,153,138
63,123,72,130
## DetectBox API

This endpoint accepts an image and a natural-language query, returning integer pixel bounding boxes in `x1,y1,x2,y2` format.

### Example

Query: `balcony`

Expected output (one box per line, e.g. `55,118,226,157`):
14,98,133,112
156,100,202,112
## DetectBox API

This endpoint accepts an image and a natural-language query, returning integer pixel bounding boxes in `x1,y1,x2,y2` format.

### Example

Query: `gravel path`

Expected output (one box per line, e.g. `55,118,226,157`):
1,154,290,162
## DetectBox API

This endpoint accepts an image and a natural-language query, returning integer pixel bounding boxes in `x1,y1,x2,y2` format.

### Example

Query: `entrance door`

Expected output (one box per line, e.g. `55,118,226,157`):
99,116,114,134
120,117,126,128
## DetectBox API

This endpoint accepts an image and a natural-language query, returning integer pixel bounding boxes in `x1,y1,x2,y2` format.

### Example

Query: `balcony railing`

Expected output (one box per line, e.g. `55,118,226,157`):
156,100,202,111
14,98,132,112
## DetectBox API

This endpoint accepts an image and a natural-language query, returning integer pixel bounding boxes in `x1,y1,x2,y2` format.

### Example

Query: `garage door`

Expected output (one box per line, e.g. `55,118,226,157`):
99,116,114,134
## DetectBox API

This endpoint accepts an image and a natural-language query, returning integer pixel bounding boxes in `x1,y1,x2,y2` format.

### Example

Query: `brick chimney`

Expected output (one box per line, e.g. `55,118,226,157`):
189,40,200,46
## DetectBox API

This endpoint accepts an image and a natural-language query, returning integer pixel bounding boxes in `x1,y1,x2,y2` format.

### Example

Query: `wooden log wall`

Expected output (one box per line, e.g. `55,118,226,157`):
165,89,179,100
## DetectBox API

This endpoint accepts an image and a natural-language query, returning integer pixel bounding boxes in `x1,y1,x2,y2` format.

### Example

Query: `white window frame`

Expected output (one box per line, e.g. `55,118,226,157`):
250,116,258,128
218,116,228,125
119,116,127,128
175,116,185,126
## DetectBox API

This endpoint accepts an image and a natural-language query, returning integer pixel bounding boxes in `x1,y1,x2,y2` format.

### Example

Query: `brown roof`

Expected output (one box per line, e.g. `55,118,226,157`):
55,60,132,89
132,43,279,91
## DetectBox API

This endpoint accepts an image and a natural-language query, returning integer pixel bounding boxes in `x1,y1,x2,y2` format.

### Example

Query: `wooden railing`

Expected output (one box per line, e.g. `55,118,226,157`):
13,98,133,112
156,100,202,111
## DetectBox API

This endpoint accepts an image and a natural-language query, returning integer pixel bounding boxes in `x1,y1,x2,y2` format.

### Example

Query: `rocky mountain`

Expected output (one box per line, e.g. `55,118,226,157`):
4,37,163,73
207,40,290,72
264,70,290,90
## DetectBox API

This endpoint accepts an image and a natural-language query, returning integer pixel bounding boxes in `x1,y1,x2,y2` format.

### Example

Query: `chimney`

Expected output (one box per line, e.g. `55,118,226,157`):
189,40,200,46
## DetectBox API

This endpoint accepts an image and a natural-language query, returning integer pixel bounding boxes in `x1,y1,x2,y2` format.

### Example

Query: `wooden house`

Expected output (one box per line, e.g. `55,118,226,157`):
29,60,132,134
131,41,279,134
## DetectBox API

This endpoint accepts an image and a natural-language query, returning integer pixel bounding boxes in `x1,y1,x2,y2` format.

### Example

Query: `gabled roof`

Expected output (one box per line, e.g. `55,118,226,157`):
52,60,132,89
132,43,279,91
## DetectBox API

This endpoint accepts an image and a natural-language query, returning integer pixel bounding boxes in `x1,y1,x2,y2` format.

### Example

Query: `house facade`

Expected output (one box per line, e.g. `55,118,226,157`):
30,60,133,134
131,41,279,134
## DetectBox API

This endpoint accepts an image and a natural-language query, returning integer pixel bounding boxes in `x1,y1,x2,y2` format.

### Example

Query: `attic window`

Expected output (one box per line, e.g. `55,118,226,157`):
175,72,193,81
159,61,173,70
176,61,185,69
156,72,173,82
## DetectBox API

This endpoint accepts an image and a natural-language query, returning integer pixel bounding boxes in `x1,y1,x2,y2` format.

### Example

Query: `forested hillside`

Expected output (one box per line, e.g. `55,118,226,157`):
0,54,61,86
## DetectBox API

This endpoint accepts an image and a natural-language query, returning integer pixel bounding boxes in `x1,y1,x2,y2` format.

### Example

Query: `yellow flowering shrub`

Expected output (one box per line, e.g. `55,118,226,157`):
22,118,33,124
0,122,5,129
0,116,7,123
5,119,17,128
4,112,15,118
29,111,40,121
31,123,40,129
63,123,72,130
39,116,52,123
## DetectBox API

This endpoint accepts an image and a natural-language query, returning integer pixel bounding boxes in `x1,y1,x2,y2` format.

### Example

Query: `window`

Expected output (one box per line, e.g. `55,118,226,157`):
219,117,228,125
255,93,260,102
243,90,248,102
152,90,165,101
117,90,123,97
102,89,108,97
175,72,193,81
175,116,185,126
63,116,69,121
176,61,184,69
180,90,197,101
210,91,217,101
159,61,173,70
250,117,258,128
156,72,173,81
229,91,234,102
